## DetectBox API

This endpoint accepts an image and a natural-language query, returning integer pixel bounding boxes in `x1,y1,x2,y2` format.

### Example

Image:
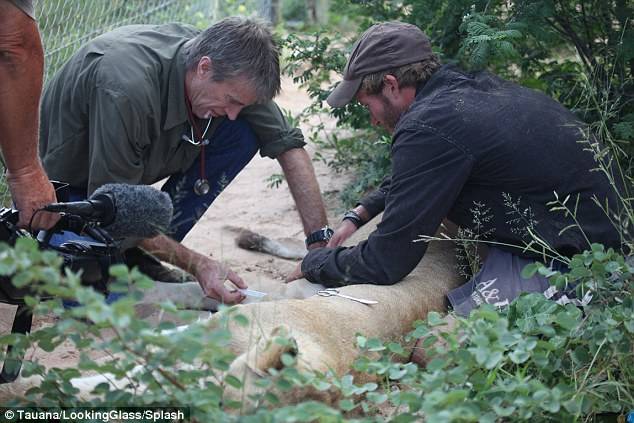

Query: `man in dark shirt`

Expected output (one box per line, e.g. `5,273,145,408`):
289,22,623,315
40,17,331,304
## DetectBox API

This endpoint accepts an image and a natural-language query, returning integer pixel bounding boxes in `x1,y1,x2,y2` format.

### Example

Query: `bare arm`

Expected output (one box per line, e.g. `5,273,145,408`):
139,235,246,304
277,147,328,248
0,3,58,229
286,204,372,282
327,204,372,247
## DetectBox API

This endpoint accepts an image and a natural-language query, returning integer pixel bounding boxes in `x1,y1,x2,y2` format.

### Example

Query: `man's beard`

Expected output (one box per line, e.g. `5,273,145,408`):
378,94,405,133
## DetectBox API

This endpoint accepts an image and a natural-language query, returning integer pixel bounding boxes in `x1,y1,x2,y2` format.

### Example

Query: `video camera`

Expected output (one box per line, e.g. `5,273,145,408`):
0,183,124,383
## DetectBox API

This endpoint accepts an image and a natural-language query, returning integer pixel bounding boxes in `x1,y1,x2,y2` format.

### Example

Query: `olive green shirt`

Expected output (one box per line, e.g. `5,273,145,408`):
7,0,35,19
39,23,305,194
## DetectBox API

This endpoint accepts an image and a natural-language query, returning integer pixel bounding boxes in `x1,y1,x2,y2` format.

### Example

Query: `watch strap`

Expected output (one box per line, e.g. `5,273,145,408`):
305,227,334,247
342,210,364,228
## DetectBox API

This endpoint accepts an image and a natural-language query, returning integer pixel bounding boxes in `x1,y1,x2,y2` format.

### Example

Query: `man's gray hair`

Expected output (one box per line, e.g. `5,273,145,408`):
360,55,441,96
185,17,280,102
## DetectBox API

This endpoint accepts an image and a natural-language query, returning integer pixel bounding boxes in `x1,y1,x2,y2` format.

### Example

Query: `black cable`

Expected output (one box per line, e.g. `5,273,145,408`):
28,208,47,233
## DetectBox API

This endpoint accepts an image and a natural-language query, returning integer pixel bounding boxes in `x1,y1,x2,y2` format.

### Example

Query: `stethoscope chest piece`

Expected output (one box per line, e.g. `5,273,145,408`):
194,178,210,196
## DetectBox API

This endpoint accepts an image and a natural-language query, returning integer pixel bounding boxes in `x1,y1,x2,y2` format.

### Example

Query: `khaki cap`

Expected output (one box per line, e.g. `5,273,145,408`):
327,22,433,108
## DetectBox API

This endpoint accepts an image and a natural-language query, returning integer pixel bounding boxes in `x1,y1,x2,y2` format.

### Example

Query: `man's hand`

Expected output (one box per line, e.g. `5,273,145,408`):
327,220,358,247
7,164,59,230
194,257,247,304
139,234,247,305
285,262,304,283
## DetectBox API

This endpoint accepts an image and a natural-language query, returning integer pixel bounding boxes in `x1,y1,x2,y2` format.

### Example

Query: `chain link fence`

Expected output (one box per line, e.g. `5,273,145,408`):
0,0,273,204
36,0,272,82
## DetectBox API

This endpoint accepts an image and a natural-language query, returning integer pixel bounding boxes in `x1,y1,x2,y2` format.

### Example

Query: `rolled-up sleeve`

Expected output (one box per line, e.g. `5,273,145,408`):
240,101,306,159
302,125,474,286
87,87,147,194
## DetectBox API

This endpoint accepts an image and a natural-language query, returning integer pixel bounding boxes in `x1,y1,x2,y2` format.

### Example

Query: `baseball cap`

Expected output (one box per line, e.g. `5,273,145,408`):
326,22,433,108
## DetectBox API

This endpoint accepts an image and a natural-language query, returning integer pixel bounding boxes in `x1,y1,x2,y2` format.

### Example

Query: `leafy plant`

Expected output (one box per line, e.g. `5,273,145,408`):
265,172,286,189
341,245,633,422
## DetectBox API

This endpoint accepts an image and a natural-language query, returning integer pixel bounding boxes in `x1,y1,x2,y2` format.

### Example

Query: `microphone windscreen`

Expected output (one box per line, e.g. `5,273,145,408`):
92,183,174,239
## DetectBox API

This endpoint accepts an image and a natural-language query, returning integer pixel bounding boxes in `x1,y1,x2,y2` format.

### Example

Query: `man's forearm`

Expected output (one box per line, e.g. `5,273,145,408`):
0,6,58,229
139,234,207,275
139,235,247,304
277,148,328,234
0,4,43,174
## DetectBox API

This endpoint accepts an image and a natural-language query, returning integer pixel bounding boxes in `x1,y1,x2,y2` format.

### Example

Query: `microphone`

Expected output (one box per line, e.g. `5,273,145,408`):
44,183,174,239
44,193,115,224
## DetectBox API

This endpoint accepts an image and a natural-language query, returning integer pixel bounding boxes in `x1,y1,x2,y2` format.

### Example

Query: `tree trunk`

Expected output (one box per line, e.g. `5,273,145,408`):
305,0,328,25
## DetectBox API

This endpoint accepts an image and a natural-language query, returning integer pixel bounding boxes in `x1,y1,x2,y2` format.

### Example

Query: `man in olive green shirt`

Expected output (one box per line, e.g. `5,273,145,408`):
39,17,329,304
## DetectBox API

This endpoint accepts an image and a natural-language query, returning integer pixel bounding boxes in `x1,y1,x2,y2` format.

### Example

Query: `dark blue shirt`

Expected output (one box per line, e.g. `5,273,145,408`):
302,65,624,286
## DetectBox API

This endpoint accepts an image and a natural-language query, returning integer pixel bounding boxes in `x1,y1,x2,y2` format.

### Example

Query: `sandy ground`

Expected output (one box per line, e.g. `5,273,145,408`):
0,77,349,377
182,76,345,282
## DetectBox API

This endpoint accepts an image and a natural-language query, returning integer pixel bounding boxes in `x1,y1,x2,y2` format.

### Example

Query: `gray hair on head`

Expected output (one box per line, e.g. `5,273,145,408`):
185,16,281,102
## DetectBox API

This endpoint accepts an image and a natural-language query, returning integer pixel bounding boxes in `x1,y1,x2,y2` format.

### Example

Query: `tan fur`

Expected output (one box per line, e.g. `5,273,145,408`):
219,219,461,409
224,225,307,260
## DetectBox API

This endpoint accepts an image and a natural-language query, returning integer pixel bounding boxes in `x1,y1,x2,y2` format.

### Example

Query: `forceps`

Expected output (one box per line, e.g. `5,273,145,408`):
317,288,378,305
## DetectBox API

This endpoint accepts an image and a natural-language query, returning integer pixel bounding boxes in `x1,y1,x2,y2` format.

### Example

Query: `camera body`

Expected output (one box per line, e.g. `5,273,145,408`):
0,207,123,305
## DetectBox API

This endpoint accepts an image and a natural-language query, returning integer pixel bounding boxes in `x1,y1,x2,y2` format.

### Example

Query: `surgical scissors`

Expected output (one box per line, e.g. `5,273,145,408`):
316,288,378,305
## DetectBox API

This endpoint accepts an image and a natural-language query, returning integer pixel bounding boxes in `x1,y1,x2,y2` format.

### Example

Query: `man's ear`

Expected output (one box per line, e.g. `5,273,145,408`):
381,74,401,100
197,56,214,79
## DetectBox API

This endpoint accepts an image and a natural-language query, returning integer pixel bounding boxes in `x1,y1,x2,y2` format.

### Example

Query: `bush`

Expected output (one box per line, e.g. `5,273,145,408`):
1,232,632,421
282,0,634,203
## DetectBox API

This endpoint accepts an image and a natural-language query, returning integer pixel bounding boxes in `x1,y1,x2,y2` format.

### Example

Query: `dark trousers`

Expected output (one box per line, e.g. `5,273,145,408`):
447,247,581,317
160,118,258,241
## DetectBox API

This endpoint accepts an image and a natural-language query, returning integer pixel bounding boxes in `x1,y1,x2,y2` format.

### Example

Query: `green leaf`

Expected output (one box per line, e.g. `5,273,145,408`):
388,367,408,380
492,403,516,417
571,346,590,364
264,391,280,405
521,262,540,279
485,350,504,369
224,375,242,389
366,338,386,352
339,399,356,411
280,353,295,367
427,312,445,326
367,392,388,404
555,310,579,331
311,380,331,391
362,382,378,392
441,389,469,405
356,335,367,348
109,264,130,278
233,314,249,327
509,349,530,364
387,342,405,355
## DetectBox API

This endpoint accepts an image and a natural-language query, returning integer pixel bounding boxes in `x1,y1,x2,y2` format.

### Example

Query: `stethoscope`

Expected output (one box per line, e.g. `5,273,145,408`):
183,86,212,196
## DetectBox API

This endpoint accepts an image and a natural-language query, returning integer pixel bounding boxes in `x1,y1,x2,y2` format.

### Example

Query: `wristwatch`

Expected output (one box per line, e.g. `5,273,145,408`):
342,210,364,228
305,227,334,247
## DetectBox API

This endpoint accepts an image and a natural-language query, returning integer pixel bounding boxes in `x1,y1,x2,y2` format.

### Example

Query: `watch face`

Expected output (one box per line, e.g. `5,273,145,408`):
194,178,211,196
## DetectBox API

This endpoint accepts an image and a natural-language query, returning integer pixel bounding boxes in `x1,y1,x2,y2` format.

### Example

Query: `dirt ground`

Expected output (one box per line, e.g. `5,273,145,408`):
0,77,349,376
